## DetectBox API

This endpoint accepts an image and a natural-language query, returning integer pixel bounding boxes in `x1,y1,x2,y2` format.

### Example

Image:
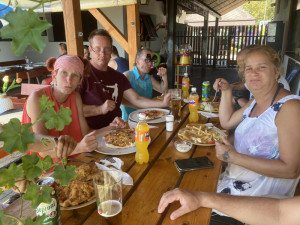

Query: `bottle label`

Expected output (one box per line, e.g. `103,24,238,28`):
135,131,149,142
182,81,189,87
189,99,199,106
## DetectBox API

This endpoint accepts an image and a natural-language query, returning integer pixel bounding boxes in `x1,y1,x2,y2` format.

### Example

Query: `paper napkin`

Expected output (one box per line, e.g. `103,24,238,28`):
95,157,133,186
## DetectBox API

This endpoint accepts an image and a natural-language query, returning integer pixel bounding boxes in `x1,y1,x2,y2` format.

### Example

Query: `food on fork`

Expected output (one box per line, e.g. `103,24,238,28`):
103,128,135,149
57,164,99,207
178,124,222,145
137,110,165,120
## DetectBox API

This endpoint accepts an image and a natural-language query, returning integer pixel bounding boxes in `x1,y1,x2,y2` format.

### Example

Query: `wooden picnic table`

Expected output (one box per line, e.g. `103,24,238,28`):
61,104,222,225
4,102,222,225
0,64,49,83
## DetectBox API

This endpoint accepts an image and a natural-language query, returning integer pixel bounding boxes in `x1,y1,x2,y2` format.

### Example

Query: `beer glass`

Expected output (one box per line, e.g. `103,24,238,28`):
167,89,182,123
93,170,122,220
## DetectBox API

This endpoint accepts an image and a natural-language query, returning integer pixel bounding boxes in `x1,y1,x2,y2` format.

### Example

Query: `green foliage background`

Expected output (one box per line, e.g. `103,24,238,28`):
243,0,276,25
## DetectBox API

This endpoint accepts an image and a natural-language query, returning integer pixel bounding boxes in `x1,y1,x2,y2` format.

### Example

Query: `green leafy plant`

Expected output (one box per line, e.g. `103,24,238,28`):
0,96,77,225
0,0,54,56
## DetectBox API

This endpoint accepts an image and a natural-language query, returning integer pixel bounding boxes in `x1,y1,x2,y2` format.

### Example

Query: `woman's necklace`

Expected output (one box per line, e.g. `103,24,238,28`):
250,85,282,116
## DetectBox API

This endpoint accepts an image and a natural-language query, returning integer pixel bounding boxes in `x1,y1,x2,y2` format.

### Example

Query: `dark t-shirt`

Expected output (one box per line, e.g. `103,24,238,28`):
78,65,132,129
115,57,129,73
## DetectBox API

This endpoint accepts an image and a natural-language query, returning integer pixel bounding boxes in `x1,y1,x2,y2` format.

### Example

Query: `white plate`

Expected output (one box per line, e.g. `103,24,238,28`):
25,66,33,70
178,125,225,146
129,108,170,124
60,198,96,210
95,130,150,155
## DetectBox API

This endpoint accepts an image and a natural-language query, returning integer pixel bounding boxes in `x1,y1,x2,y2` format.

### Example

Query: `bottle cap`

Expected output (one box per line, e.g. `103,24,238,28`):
191,87,196,92
184,72,188,77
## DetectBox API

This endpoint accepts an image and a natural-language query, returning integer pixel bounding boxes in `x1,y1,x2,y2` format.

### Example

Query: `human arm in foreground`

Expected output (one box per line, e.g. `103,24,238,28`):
158,188,300,225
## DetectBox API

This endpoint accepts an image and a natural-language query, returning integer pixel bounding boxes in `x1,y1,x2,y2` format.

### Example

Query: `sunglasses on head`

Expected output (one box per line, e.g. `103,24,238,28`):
139,54,158,63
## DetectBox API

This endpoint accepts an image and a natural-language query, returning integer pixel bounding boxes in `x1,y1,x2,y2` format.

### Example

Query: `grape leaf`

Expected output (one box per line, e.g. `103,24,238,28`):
0,211,15,225
37,155,53,173
24,215,49,225
23,183,53,209
22,154,43,181
42,106,72,131
0,119,35,154
53,165,77,186
0,163,23,189
0,7,52,56
39,95,55,111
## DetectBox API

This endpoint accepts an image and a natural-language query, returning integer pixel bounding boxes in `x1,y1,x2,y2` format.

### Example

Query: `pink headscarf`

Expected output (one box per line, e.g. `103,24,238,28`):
54,55,84,76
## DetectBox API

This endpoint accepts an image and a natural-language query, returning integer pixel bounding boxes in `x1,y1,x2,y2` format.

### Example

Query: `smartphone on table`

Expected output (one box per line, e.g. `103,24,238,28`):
174,156,214,172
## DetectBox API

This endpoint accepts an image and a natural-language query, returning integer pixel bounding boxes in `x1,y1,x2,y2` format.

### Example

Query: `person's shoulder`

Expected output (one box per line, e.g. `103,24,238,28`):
27,88,47,104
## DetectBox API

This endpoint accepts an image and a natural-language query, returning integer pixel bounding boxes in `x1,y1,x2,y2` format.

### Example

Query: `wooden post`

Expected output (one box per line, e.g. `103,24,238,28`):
62,0,84,56
167,0,176,88
213,18,219,68
127,4,140,70
201,12,208,85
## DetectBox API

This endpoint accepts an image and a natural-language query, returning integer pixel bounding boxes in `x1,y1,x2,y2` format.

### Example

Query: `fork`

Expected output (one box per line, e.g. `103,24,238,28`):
85,153,116,164
210,81,220,113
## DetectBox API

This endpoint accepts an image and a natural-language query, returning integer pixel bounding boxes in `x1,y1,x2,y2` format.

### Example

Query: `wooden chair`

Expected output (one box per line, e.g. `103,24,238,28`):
17,67,50,84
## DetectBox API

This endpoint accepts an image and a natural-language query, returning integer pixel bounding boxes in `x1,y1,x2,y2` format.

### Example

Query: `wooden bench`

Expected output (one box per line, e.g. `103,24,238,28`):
9,84,50,109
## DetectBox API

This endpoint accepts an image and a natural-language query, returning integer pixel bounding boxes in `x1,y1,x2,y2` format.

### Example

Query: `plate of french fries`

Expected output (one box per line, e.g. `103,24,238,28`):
178,123,225,146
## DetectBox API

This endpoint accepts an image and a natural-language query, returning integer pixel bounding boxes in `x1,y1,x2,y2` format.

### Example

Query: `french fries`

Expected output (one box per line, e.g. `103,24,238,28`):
178,124,223,145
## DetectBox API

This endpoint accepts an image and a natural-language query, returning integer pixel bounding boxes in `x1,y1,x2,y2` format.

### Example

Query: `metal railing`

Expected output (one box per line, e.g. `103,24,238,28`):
176,24,267,67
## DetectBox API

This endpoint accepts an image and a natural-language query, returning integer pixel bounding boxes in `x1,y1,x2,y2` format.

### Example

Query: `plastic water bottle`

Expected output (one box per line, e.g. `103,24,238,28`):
135,113,150,164
25,56,30,66
182,72,190,101
189,87,199,123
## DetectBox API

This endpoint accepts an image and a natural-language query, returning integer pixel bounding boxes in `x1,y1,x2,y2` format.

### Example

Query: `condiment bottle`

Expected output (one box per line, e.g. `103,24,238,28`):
182,72,190,100
189,87,199,123
135,113,150,164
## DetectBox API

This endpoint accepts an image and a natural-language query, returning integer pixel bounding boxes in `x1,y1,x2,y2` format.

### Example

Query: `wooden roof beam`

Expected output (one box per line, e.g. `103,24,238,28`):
88,8,128,52
89,5,139,70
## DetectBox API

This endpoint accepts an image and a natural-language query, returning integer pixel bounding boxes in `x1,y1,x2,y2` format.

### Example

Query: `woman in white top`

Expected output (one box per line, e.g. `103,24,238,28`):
212,45,300,221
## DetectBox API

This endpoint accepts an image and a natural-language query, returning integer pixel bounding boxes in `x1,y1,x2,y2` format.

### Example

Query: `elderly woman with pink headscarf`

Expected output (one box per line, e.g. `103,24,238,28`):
22,55,126,160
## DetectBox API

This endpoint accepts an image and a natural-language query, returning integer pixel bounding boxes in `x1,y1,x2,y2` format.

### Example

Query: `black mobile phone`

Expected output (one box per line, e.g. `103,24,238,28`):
174,157,214,172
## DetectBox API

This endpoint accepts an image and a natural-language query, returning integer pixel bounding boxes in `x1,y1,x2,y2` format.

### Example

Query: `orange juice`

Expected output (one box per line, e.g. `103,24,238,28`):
189,87,199,123
135,114,150,164
182,73,190,100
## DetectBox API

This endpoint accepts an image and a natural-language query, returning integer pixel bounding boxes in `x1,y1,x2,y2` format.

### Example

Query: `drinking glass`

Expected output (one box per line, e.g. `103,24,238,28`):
93,170,122,218
167,89,182,123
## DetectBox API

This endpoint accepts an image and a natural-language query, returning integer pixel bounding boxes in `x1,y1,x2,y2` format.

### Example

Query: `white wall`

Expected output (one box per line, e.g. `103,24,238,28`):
0,2,166,62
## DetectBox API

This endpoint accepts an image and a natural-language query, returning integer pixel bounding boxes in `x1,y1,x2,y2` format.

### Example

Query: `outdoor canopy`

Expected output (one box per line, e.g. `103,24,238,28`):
0,0,137,12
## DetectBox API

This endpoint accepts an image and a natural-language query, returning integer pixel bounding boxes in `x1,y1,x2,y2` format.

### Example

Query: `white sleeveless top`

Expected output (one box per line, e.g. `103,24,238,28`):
217,95,300,198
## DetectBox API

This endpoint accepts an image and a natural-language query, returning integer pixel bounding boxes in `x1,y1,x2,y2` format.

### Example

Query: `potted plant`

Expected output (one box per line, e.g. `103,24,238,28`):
0,76,22,114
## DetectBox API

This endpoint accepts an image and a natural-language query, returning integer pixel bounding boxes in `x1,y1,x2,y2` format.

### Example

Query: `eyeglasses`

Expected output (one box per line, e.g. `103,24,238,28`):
90,46,112,55
138,54,157,63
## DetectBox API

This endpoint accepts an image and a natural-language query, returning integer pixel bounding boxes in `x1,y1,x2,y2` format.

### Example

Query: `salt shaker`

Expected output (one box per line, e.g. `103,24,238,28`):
165,115,174,131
